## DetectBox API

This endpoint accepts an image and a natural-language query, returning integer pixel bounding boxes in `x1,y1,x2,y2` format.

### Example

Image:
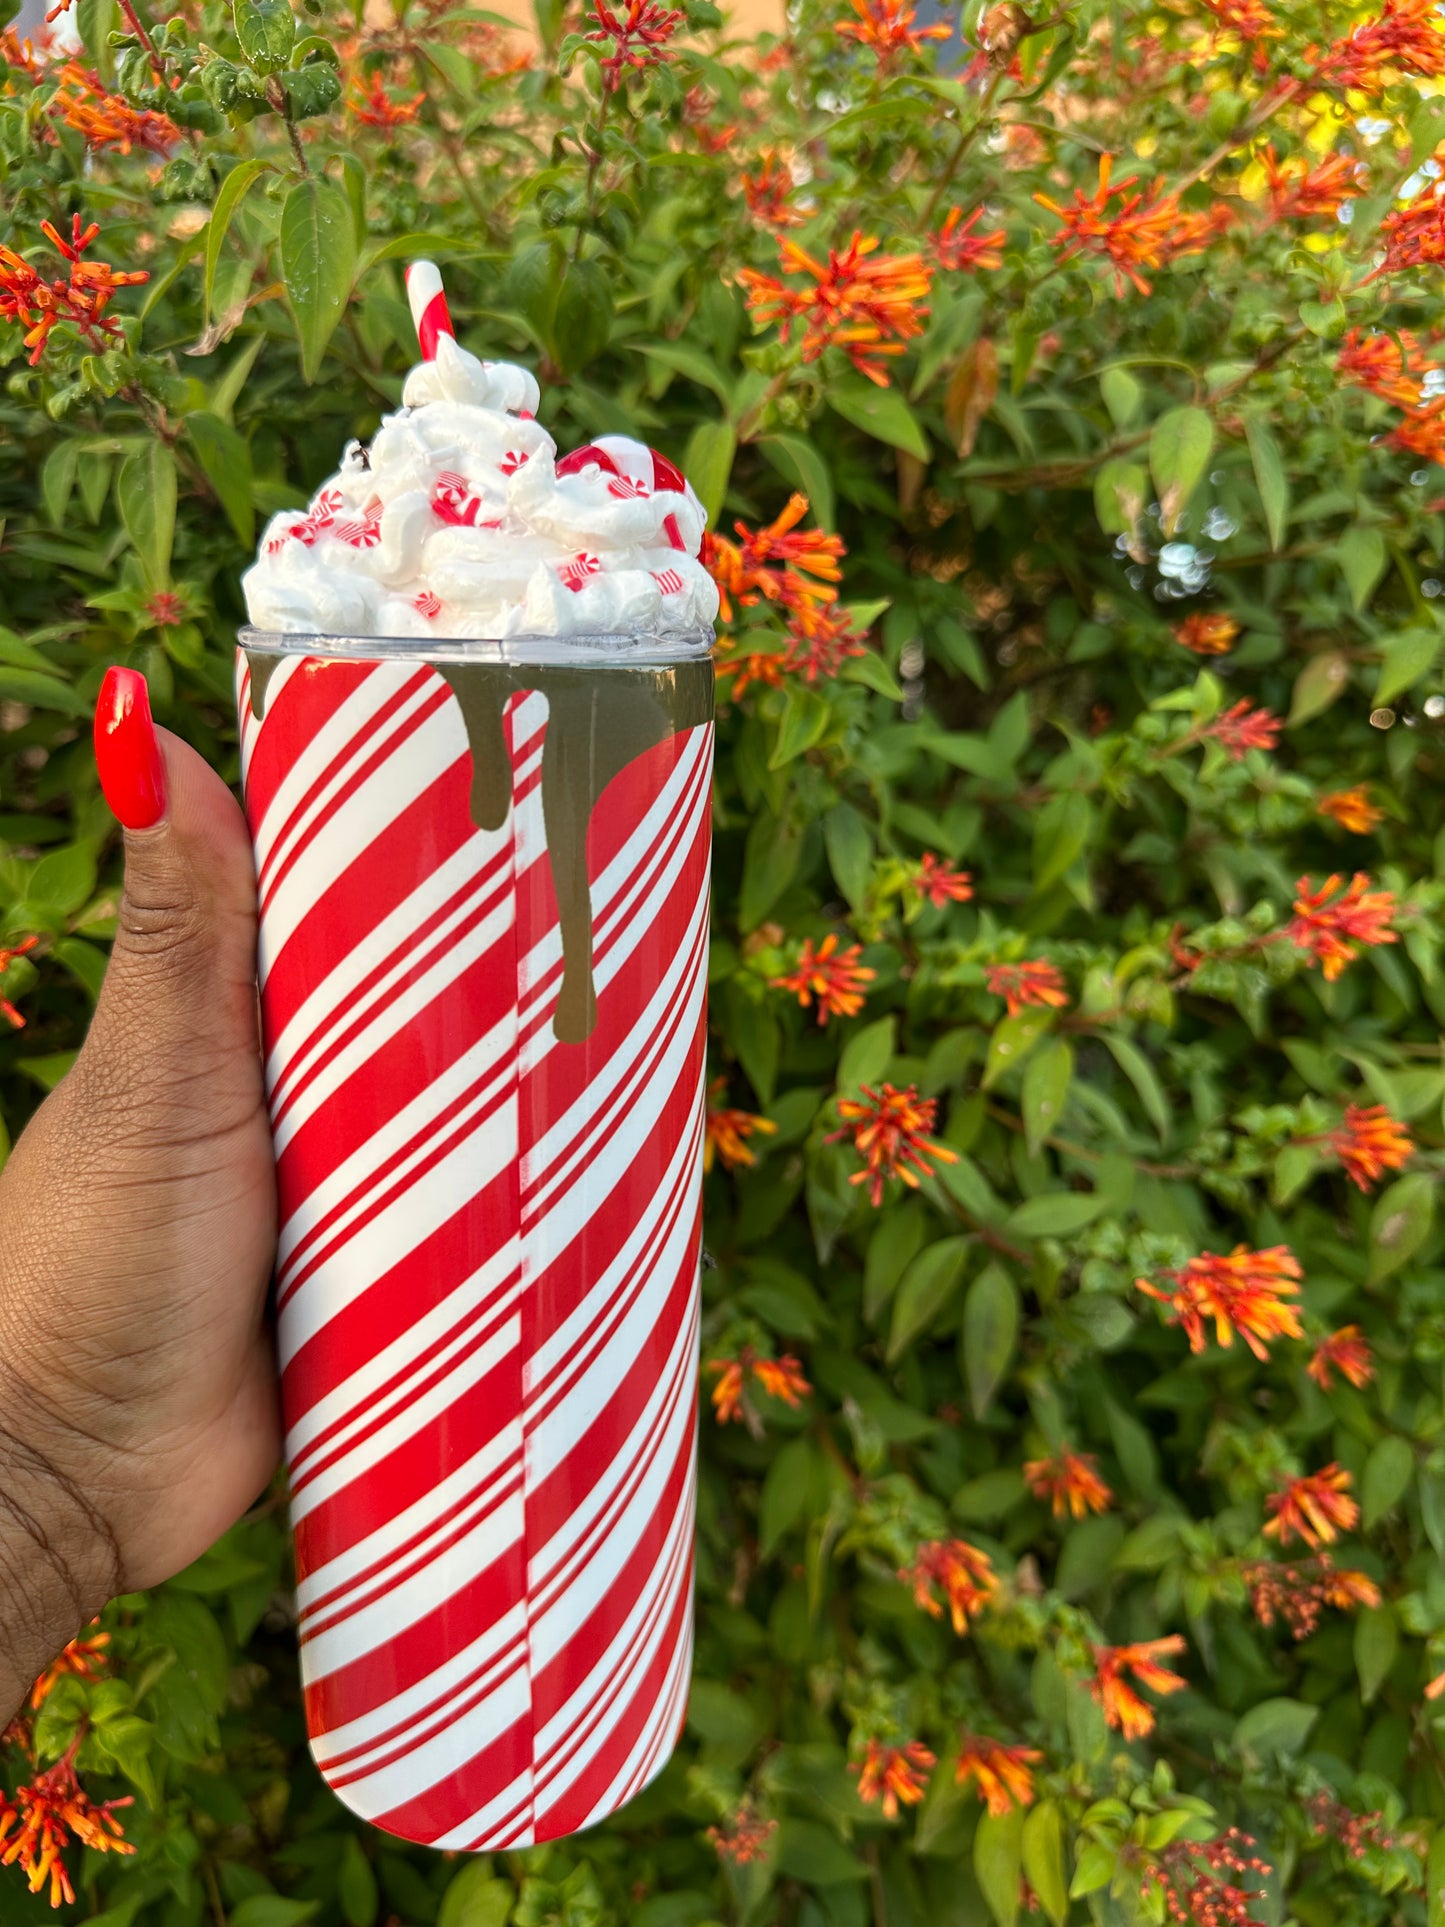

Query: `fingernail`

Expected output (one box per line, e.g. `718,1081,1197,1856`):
95,666,166,830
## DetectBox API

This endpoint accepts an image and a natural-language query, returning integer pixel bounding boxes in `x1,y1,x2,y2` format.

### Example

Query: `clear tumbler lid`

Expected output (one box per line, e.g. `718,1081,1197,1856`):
237,626,716,667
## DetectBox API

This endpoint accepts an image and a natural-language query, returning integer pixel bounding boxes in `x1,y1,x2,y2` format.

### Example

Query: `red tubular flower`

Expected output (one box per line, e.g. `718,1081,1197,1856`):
706,1346,810,1426
1142,1833,1272,1927
585,0,685,91
0,1749,133,1908
1245,1554,1379,1637
1317,785,1384,834
1034,155,1221,297
1089,1637,1188,1739
904,1538,997,1634
704,1078,778,1172
1023,1448,1113,1519
1306,1324,1375,1390
1288,873,1398,981
1203,700,1281,760
1316,0,1445,90
1264,1464,1358,1548
782,604,867,681
771,933,875,1025
934,205,1006,272
1329,1104,1411,1191
1173,612,1239,656
1386,399,1445,466
851,1739,936,1818
29,1625,109,1711
1136,1245,1303,1359
707,1805,777,1862
350,72,425,125
1373,177,1445,276
737,232,932,387
954,1736,1041,1815
1259,147,1362,222
828,1081,958,1205
836,0,950,64
703,492,844,626
0,215,148,365
985,959,1068,1018
915,852,974,907
742,150,804,229
0,934,38,1029
1336,328,1427,407
48,61,179,152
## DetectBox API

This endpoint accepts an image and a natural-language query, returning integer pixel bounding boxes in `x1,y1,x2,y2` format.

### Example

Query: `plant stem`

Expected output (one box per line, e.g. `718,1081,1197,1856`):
922,68,1005,227
573,85,612,264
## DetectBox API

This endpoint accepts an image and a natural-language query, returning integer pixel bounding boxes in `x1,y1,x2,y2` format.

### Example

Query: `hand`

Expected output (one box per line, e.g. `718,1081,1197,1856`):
0,668,279,1715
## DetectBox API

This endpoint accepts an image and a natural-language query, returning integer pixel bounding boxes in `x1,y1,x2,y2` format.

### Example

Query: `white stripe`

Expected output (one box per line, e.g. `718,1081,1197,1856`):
430,1767,535,1853
585,1574,695,1829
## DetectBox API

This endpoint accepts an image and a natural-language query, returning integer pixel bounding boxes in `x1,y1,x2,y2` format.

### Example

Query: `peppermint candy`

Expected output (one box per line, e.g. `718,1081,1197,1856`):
431,471,501,530
266,487,345,553
413,591,443,621
558,552,603,592
555,438,690,550
651,568,685,596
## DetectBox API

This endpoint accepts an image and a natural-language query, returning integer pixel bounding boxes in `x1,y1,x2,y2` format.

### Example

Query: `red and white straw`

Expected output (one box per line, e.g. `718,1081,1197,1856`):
406,259,454,360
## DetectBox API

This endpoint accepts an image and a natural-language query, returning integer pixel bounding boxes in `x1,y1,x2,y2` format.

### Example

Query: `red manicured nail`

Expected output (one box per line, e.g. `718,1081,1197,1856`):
95,666,166,830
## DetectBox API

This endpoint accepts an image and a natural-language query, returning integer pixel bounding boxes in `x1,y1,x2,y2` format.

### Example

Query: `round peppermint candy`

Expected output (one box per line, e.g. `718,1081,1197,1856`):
554,437,691,548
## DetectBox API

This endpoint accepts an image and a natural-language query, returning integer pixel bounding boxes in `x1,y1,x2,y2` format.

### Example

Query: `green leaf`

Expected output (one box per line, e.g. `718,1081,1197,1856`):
336,1841,378,1927
1245,415,1289,552
828,378,930,459
42,442,78,527
0,669,88,716
1099,366,1142,429
1354,1604,1398,1704
682,419,734,527
759,1436,815,1554
1340,525,1388,613
1362,1434,1414,1528
982,1008,1054,1089
1070,1841,1115,1899
1288,650,1352,727
187,412,255,548
1375,626,1440,706
633,339,733,406
1149,406,1214,533
29,843,95,916
1022,1036,1073,1157
204,161,268,325
1233,1698,1318,1760
738,812,800,929
1101,1032,1169,1141
775,1819,868,1885
1032,793,1093,891
552,258,613,372
770,683,830,768
437,1865,512,1927
232,0,295,72
1021,1800,1068,1927
974,1805,1024,1927
888,1235,970,1362
1005,1190,1104,1240
1429,1826,1445,1927
759,433,835,528
837,1015,895,1091
117,442,178,592
1093,458,1146,537
841,649,904,700
229,1901,320,1927
1369,1170,1434,1283
961,1261,1019,1418
280,177,357,384
824,802,873,910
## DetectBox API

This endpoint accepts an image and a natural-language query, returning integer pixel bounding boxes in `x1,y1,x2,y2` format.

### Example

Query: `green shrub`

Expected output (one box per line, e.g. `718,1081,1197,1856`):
5,0,1445,1920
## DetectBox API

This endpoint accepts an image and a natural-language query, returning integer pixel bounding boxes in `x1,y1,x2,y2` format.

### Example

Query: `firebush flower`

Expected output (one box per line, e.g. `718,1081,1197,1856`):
1024,1448,1113,1519
771,933,875,1024
703,493,844,626
1336,328,1427,407
1089,1637,1188,1740
350,73,425,125
953,1736,1041,1815
707,1805,777,1863
783,604,867,682
986,959,1068,1017
851,1740,936,1817
829,1081,958,1205
1034,155,1225,297
1264,1464,1358,1548
585,0,684,91
1136,1244,1303,1359
1246,1556,1380,1638
0,934,38,1029
1260,147,1361,223
835,0,950,63
1317,785,1383,834
1307,1325,1375,1391
0,215,147,365
29,1625,109,1710
1141,1833,1272,1927
0,1749,133,1908
1374,176,1445,276
1316,0,1445,90
1329,1104,1411,1191
1173,611,1239,655
904,1538,997,1634
915,852,974,906
741,150,803,229
707,1346,811,1425
1288,873,1398,980
934,205,1007,273
49,62,178,152
737,232,933,386
1204,701,1281,760
704,1078,777,1172
1386,400,1445,466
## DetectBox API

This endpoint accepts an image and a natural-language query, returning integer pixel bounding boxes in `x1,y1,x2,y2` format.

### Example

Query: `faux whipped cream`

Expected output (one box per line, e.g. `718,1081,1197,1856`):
242,335,720,640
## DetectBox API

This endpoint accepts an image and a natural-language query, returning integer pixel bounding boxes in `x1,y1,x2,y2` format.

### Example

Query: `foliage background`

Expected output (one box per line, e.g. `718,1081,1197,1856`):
6,0,1445,1920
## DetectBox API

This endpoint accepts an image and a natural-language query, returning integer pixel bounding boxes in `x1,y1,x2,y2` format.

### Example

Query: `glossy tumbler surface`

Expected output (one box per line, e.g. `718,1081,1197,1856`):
235,636,713,1850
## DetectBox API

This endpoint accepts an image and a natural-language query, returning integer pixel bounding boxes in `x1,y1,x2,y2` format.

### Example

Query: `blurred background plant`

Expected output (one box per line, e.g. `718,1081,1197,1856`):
6,0,1445,1920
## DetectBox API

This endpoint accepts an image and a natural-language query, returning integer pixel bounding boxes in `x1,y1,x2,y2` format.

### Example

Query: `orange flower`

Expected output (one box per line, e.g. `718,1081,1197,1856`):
1307,1324,1375,1391
0,1749,133,1909
706,1347,810,1427
681,85,740,154
0,933,38,1029
904,1538,997,1634
0,215,147,365
585,0,685,90
1336,328,1427,407
985,959,1068,1018
48,62,178,152
782,603,867,682
771,933,875,1025
350,72,425,125
1386,400,1445,466
915,852,974,907
703,492,844,626
1264,1464,1359,1549
1089,1637,1188,1740
1024,1448,1113,1519
934,205,1006,273
1319,1565,1382,1612
1204,700,1280,760
704,1078,778,1172
1202,0,1279,39
835,0,950,64
1137,1245,1303,1360
29,1626,109,1712
1173,612,1239,656
1288,873,1398,981
1259,147,1362,223
829,1081,958,1206
1035,155,1219,297
851,1739,936,1818
707,1805,777,1863
742,149,803,229
1329,1104,1412,1192
1317,0,1445,90
1318,786,1384,834
1246,1555,1379,1637
737,231,932,387
954,1736,1041,1816
1375,180,1445,277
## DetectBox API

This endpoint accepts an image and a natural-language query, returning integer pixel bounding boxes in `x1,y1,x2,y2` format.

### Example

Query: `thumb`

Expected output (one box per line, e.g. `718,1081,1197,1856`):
85,666,261,1125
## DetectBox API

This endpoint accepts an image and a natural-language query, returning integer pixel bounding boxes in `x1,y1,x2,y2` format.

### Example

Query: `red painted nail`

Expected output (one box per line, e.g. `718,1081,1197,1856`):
95,666,166,830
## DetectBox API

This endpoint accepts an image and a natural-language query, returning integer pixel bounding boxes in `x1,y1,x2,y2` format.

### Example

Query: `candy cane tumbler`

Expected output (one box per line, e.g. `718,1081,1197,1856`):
235,630,713,1848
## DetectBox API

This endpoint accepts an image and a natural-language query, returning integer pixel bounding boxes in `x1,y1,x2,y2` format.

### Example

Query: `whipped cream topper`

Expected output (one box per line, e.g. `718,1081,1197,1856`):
242,293,719,641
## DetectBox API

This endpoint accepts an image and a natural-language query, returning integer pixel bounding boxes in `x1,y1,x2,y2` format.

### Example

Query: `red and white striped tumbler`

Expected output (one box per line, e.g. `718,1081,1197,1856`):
234,629,713,1848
